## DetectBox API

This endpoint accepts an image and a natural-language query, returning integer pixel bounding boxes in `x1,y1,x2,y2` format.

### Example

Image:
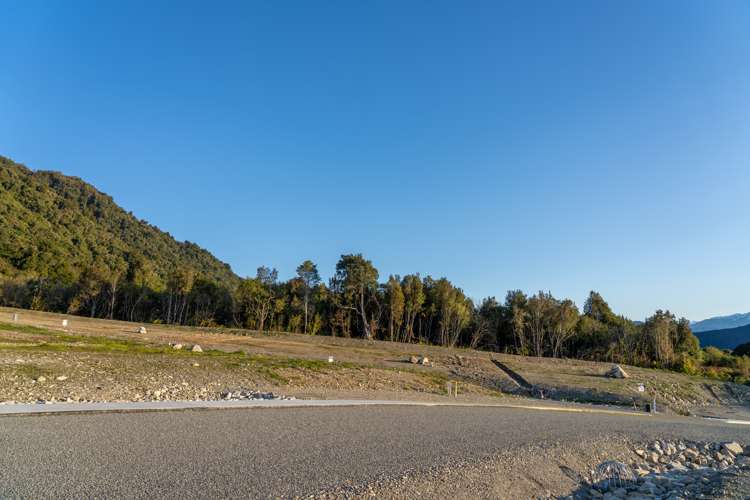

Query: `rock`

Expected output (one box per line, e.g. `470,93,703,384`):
56,375,68,381
420,356,430,365
35,376,46,382
684,449,699,460
138,326,147,334
605,365,630,378
722,442,743,456
172,343,183,350
191,345,203,353
635,449,646,458
409,356,420,364
192,363,200,367
648,452,660,464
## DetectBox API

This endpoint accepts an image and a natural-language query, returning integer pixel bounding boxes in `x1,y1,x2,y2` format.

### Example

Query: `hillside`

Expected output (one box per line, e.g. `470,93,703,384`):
691,312,750,333
696,323,750,351
0,155,238,287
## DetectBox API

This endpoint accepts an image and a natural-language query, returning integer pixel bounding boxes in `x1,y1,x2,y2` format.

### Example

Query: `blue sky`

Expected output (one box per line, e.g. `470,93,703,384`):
1,1,749,321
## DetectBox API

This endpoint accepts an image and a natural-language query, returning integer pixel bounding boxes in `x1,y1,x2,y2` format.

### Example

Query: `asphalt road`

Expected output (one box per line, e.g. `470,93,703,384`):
1,405,749,499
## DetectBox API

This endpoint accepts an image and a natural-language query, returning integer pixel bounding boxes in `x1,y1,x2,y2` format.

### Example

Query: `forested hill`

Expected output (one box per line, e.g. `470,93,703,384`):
696,324,750,351
0,155,238,287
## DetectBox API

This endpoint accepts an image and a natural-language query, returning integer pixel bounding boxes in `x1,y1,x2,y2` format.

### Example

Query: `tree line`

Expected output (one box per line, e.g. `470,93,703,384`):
1,253,713,369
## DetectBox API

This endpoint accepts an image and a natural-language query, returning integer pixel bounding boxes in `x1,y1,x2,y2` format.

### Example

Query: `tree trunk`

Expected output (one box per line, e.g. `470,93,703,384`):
304,292,309,335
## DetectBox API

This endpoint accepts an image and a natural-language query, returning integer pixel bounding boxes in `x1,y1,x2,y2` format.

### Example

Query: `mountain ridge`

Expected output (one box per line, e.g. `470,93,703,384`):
691,312,750,333
695,323,750,351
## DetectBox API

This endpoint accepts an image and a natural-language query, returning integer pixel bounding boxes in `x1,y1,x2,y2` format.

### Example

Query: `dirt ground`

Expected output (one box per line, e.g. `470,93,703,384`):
1,306,749,418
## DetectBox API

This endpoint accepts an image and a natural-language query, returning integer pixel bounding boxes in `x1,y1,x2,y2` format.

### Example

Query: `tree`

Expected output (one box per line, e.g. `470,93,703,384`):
104,257,127,320
549,298,579,357
401,274,424,343
674,317,699,356
430,278,471,347
68,265,108,318
583,291,617,324
332,254,379,339
472,297,502,350
384,275,405,341
643,310,677,366
235,267,279,331
296,260,321,335
165,267,195,325
503,290,528,354
526,291,555,357
123,254,161,322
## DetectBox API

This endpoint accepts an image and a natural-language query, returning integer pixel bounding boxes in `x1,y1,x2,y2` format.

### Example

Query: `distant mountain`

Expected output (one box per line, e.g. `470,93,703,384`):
691,313,750,333
0,155,239,286
696,324,750,351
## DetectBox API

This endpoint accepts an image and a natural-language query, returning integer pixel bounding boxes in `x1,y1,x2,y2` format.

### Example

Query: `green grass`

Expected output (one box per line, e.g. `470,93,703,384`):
0,322,60,336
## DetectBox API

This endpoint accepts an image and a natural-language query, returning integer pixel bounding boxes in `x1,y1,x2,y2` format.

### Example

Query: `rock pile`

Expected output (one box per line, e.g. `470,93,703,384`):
219,388,296,401
570,439,749,499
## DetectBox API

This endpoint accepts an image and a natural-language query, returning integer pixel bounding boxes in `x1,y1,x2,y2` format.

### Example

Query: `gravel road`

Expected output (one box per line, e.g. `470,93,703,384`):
1,405,749,498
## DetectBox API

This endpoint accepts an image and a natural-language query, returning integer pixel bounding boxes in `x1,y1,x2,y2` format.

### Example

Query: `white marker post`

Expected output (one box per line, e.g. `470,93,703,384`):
61,319,68,328
12,313,18,322
327,356,334,363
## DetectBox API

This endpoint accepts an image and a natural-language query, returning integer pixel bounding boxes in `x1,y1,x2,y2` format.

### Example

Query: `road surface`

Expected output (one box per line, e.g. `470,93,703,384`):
1,405,749,498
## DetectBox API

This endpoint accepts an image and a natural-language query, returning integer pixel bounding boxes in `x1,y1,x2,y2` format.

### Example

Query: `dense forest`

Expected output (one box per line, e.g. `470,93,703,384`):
2,156,748,383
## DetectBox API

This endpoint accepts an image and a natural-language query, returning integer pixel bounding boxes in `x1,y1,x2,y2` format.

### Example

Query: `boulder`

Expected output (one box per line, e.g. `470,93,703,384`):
420,356,430,366
722,442,743,456
409,356,420,364
191,344,203,353
172,343,183,350
605,365,630,379
138,326,147,334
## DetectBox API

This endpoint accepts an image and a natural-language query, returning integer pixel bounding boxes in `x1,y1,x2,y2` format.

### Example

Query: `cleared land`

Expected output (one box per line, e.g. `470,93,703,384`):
1,306,749,419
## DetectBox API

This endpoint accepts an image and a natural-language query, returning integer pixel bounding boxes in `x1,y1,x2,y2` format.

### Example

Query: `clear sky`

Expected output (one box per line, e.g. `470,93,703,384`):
1,1,748,321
